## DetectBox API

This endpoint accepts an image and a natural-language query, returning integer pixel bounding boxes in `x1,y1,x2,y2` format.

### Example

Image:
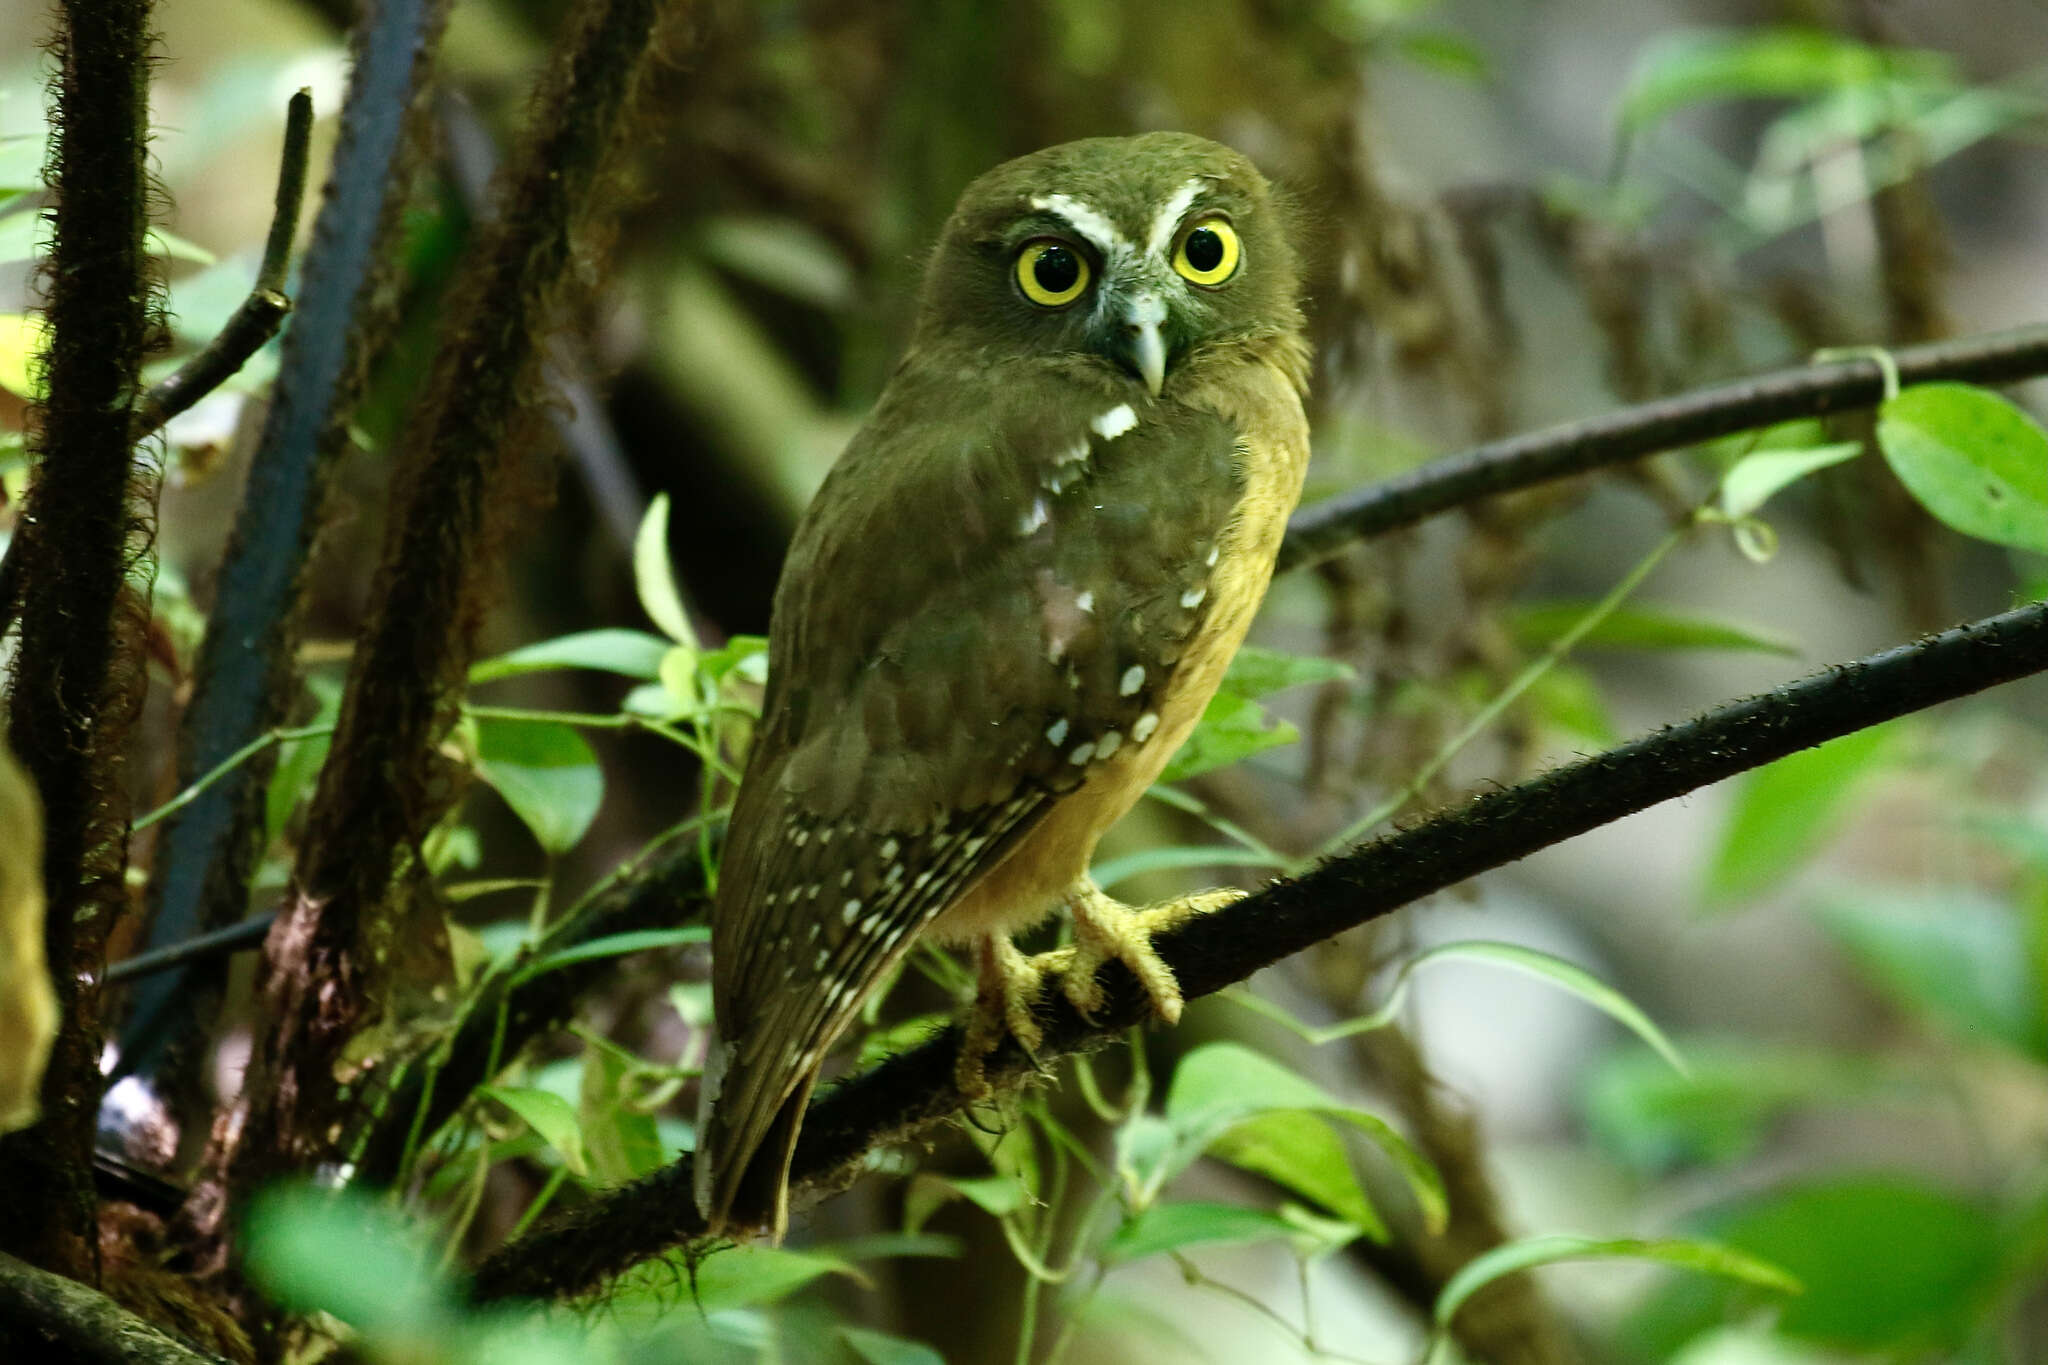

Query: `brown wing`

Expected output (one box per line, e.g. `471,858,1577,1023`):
696,348,1247,1233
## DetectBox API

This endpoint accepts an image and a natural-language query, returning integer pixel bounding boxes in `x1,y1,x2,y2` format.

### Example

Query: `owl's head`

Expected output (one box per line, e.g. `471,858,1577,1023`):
913,132,1302,396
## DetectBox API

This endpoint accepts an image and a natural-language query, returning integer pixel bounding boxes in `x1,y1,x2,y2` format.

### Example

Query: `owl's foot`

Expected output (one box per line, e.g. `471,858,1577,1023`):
956,934,1054,1100
1058,879,1246,1023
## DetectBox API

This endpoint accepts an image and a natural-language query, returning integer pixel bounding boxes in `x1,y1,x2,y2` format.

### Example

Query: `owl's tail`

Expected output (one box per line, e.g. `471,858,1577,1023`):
693,1025,816,1243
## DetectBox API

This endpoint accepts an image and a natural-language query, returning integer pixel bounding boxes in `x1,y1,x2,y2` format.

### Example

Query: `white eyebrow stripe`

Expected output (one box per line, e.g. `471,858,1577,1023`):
1146,178,1206,257
1030,193,1130,257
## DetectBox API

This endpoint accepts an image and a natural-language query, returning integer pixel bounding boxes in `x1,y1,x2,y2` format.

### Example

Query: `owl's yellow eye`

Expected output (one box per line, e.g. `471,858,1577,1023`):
1015,239,1091,307
1173,217,1241,286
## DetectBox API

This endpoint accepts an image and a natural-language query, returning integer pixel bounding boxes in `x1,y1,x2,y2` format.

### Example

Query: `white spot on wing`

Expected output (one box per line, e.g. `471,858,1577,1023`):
1146,177,1205,257
1119,664,1145,696
1019,497,1049,535
1069,741,1096,765
1133,711,1160,743
1091,404,1137,440
1205,545,1220,567
1097,730,1122,758
1181,586,1207,609
879,837,900,862
842,898,863,923
1046,717,1070,746
1054,437,1089,465
1075,591,1094,614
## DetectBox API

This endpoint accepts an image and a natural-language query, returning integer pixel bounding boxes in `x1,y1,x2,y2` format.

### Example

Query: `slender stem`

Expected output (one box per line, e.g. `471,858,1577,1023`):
1306,518,1690,867
130,90,313,439
506,1165,570,1243
131,723,334,832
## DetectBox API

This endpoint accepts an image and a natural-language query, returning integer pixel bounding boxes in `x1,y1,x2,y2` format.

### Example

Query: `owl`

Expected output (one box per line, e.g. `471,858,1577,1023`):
696,132,1311,1238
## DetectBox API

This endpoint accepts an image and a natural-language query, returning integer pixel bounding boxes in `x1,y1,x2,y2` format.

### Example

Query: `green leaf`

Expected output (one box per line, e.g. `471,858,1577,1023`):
579,1043,665,1184
1158,690,1299,784
1652,1177,2002,1352
622,1245,861,1313
264,674,342,845
0,135,42,193
472,717,604,856
840,1326,946,1365
0,312,49,399
1392,29,1489,82
1815,888,2046,1059
657,643,703,718
1704,721,1901,904
1878,383,2048,553
1716,442,1863,520
1618,28,1951,132
1221,643,1356,699
145,226,216,265
513,926,709,984
634,493,696,646
1101,1200,1307,1264
469,628,674,684
241,1185,453,1335
1523,664,1617,745
1437,1234,1799,1328
698,215,854,310
1507,601,1799,657
1089,843,1282,892
1232,941,1685,1076
1166,1043,1446,1232
480,1085,588,1177
0,208,45,265
1394,941,1689,1075
698,634,769,684
1582,1042,1895,1174
1205,1110,1387,1241
902,1172,1026,1234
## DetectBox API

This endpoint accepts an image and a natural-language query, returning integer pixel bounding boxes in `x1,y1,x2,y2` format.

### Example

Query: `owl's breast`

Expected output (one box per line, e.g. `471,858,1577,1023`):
927,344,1310,942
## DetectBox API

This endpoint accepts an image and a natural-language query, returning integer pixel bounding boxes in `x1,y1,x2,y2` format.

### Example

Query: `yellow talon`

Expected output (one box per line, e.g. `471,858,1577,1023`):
956,934,1058,1098
1057,879,1245,1023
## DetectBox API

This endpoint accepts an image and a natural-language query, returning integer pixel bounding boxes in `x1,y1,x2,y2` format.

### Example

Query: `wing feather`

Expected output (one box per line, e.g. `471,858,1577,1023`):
697,348,1248,1233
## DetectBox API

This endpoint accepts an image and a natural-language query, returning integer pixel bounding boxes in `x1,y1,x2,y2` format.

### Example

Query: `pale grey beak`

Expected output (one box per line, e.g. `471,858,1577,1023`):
1117,292,1168,396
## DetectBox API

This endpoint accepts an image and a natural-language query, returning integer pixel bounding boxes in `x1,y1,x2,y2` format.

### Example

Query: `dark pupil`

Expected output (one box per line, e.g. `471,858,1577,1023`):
1033,244,1079,294
1184,227,1224,272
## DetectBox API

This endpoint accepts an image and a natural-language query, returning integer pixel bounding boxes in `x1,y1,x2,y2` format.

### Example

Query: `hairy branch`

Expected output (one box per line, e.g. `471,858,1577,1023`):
226,0,675,1195
123,0,449,1121
1278,322,2048,571
472,597,2048,1302
0,1252,233,1365
0,0,156,1278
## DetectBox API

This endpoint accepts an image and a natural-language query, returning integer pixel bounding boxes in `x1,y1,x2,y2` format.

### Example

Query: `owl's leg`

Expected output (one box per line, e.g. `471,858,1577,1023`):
955,934,1052,1099
1058,878,1245,1022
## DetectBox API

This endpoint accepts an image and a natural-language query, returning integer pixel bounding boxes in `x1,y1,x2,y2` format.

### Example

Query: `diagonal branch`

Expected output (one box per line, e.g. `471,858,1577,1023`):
471,596,2048,1302
0,1251,235,1364
1278,322,2048,571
